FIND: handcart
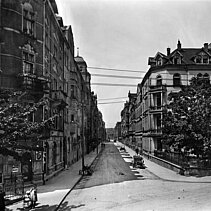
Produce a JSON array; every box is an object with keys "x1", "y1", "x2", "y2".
[{"x1": 132, "y1": 155, "x2": 145, "y2": 169}]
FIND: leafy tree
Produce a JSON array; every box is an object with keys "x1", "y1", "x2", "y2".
[
  {"x1": 0, "y1": 90, "x2": 55, "y2": 159},
  {"x1": 162, "y1": 77, "x2": 211, "y2": 157}
]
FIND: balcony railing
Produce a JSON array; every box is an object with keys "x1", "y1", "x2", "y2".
[
  {"x1": 18, "y1": 73, "x2": 50, "y2": 93},
  {"x1": 149, "y1": 105, "x2": 163, "y2": 111},
  {"x1": 51, "y1": 90, "x2": 67, "y2": 103},
  {"x1": 149, "y1": 84, "x2": 167, "y2": 92},
  {"x1": 149, "y1": 128, "x2": 162, "y2": 135}
]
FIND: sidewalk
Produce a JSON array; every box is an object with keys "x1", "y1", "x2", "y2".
[
  {"x1": 7, "y1": 146, "x2": 101, "y2": 210},
  {"x1": 121, "y1": 142, "x2": 211, "y2": 183}
]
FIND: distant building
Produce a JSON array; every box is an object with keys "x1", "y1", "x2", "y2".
[
  {"x1": 106, "y1": 128, "x2": 115, "y2": 141},
  {"x1": 114, "y1": 122, "x2": 121, "y2": 141}
]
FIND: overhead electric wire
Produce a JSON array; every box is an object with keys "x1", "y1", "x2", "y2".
[
  {"x1": 98, "y1": 96, "x2": 127, "y2": 101},
  {"x1": 88, "y1": 66, "x2": 145, "y2": 73},
  {"x1": 91, "y1": 83, "x2": 137, "y2": 87},
  {"x1": 91, "y1": 73, "x2": 141, "y2": 79},
  {"x1": 98, "y1": 101, "x2": 126, "y2": 105}
]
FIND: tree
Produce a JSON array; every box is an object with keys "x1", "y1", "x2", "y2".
[
  {"x1": 0, "y1": 90, "x2": 55, "y2": 159},
  {"x1": 162, "y1": 77, "x2": 211, "y2": 157}
]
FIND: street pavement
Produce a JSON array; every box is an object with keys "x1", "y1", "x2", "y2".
[
  {"x1": 117, "y1": 142, "x2": 211, "y2": 183},
  {"x1": 7, "y1": 142, "x2": 211, "y2": 210},
  {"x1": 7, "y1": 146, "x2": 101, "y2": 211}
]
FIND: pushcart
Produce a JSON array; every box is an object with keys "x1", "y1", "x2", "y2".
[{"x1": 132, "y1": 155, "x2": 145, "y2": 168}]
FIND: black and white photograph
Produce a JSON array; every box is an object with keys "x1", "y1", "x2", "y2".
[{"x1": 1, "y1": 0, "x2": 211, "y2": 210}]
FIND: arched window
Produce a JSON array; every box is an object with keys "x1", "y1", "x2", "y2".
[
  {"x1": 197, "y1": 73, "x2": 203, "y2": 79},
  {"x1": 195, "y1": 56, "x2": 201, "y2": 64},
  {"x1": 156, "y1": 75, "x2": 162, "y2": 86},
  {"x1": 173, "y1": 73, "x2": 181, "y2": 86},
  {"x1": 203, "y1": 73, "x2": 210, "y2": 83},
  {"x1": 22, "y1": 2, "x2": 36, "y2": 36}
]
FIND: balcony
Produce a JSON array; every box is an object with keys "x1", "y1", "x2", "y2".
[
  {"x1": 149, "y1": 128, "x2": 162, "y2": 136},
  {"x1": 149, "y1": 105, "x2": 163, "y2": 113},
  {"x1": 51, "y1": 90, "x2": 67, "y2": 108},
  {"x1": 70, "y1": 122, "x2": 77, "y2": 135},
  {"x1": 149, "y1": 84, "x2": 167, "y2": 93},
  {"x1": 18, "y1": 73, "x2": 50, "y2": 93}
]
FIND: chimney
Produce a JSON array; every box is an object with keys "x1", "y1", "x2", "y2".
[
  {"x1": 167, "y1": 47, "x2": 171, "y2": 56},
  {"x1": 177, "y1": 40, "x2": 181, "y2": 50},
  {"x1": 204, "y1": 43, "x2": 208, "y2": 51}
]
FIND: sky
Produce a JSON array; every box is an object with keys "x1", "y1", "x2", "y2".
[{"x1": 56, "y1": 0, "x2": 211, "y2": 128}]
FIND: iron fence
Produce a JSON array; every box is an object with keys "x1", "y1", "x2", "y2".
[{"x1": 154, "y1": 150, "x2": 211, "y2": 168}]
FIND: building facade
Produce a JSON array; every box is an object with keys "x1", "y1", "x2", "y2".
[
  {"x1": 119, "y1": 41, "x2": 211, "y2": 155},
  {"x1": 0, "y1": 0, "x2": 105, "y2": 193},
  {"x1": 141, "y1": 41, "x2": 211, "y2": 154}
]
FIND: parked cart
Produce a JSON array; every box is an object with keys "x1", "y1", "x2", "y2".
[{"x1": 132, "y1": 155, "x2": 145, "y2": 169}]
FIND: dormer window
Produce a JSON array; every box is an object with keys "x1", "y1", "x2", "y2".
[
  {"x1": 173, "y1": 56, "x2": 181, "y2": 64},
  {"x1": 195, "y1": 52, "x2": 210, "y2": 64},
  {"x1": 157, "y1": 58, "x2": 162, "y2": 66},
  {"x1": 203, "y1": 56, "x2": 208, "y2": 64}
]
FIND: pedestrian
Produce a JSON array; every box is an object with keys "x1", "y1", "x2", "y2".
[
  {"x1": 135, "y1": 148, "x2": 139, "y2": 155},
  {"x1": 0, "y1": 189, "x2": 5, "y2": 211},
  {"x1": 30, "y1": 185, "x2": 37, "y2": 208}
]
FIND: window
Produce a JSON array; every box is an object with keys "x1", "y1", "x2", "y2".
[
  {"x1": 157, "y1": 58, "x2": 162, "y2": 66},
  {"x1": 22, "y1": 3, "x2": 35, "y2": 36},
  {"x1": 173, "y1": 56, "x2": 181, "y2": 64},
  {"x1": 70, "y1": 85, "x2": 75, "y2": 98},
  {"x1": 197, "y1": 73, "x2": 203, "y2": 79},
  {"x1": 156, "y1": 75, "x2": 162, "y2": 86},
  {"x1": 45, "y1": 18, "x2": 50, "y2": 49},
  {"x1": 156, "y1": 93, "x2": 162, "y2": 108},
  {"x1": 195, "y1": 54, "x2": 210, "y2": 64},
  {"x1": 173, "y1": 73, "x2": 181, "y2": 86},
  {"x1": 203, "y1": 73, "x2": 210, "y2": 83},
  {"x1": 23, "y1": 52, "x2": 34, "y2": 74}
]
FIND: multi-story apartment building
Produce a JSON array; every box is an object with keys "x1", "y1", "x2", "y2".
[
  {"x1": 120, "y1": 101, "x2": 129, "y2": 144},
  {"x1": 114, "y1": 121, "x2": 121, "y2": 141},
  {"x1": 0, "y1": 0, "x2": 105, "y2": 193},
  {"x1": 134, "y1": 84, "x2": 142, "y2": 151},
  {"x1": 140, "y1": 41, "x2": 211, "y2": 154},
  {"x1": 127, "y1": 91, "x2": 136, "y2": 148}
]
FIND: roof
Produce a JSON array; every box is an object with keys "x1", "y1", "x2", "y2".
[{"x1": 74, "y1": 56, "x2": 87, "y2": 66}]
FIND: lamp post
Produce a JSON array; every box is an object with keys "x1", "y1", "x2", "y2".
[{"x1": 81, "y1": 83, "x2": 85, "y2": 175}]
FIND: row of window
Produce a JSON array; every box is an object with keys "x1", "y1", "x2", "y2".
[
  {"x1": 156, "y1": 55, "x2": 211, "y2": 66},
  {"x1": 155, "y1": 73, "x2": 210, "y2": 86}
]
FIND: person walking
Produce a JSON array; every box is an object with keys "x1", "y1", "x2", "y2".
[
  {"x1": 30, "y1": 185, "x2": 37, "y2": 208},
  {"x1": 0, "y1": 189, "x2": 5, "y2": 211},
  {"x1": 135, "y1": 147, "x2": 139, "y2": 155}
]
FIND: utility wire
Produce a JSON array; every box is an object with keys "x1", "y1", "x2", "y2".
[
  {"x1": 98, "y1": 101, "x2": 126, "y2": 105},
  {"x1": 98, "y1": 96, "x2": 127, "y2": 101},
  {"x1": 91, "y1": 74, "x2": 141, "y2": 79},
  {"x1": 91, "y1": 83, "x2": 137, "y2": 87},
  {"x1": 88, "y1": 66, "x2": 145, "y2": 73}
]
